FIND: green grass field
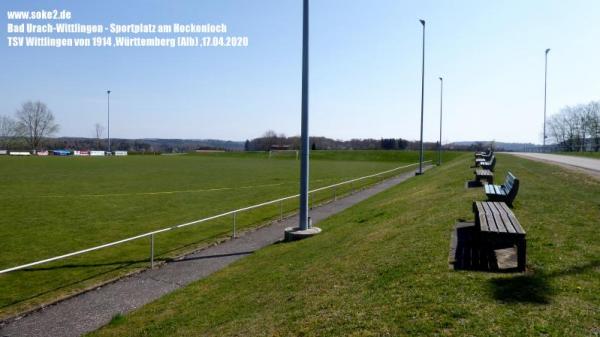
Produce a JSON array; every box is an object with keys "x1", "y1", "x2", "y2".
[
  {"x1": 0, "y1": 150, "x2": 459, "y2": 319},
  {"x1": 89, "y1": 154, "x2": 600, "y2": 337}
]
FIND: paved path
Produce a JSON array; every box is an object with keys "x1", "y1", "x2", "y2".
[
  {"x1": 0, "y1": 166, "x2": 430, "y2": 337},
  {"x1": 510, "y1": 153, "x2": 600, "y2": 179}
]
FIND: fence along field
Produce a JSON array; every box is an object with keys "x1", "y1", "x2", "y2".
[{"x1": 0, "y1": 151, "x2": 454, "y2": 319}]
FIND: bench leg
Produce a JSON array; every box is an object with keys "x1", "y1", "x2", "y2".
[
  {"x1": 516, "y1": 238, "x2": 526, "y2": 272},
  {"x1": 488, "y1": 246, "x2": 499, "y2": 271},
  {"x1": 478, "y1": 234, "x2": 497, "y2": 271}
]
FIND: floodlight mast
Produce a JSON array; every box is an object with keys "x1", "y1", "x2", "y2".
[
  {"x1": 543, "y1": 48, "x2": 550, "y2": 149},
  {"x1": 299, "y1": 0, "x2": 310, "y2": 230},
  {"x1": 438, "y1": 76, "x2": 443, "y2": 166},
  {"x1": 417, "y1": 19, "x2": 426, "y2": 175},
  {"x1": 107, "y1": 90, "x2": 111, "y2": 153}
]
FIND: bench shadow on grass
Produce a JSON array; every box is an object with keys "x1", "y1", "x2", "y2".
[
  {"x1": 488, "y1": 260, "x2": 600, "y2": 304},
  {"x1": 451, "y1": 222, "x2": 599, "y2": 304}
]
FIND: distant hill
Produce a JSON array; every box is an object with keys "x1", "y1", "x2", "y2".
[
  {"x1": 24, "y1": 137, "x2": 246, "y2": 153},
  {"x1": 447, "y1": 141, "x2": 539, "y2": 152},
  {"x1": 3, "y1": 135, "x2": 541, "y2": 153}
]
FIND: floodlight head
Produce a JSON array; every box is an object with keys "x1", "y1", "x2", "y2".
[
  {"x1": 107, "y1": 90, "x2": 111, "y2": 95},
  {"x1": 419, "y1": 19, "x2": 425, "y2": 26},
  {"x1": 545, "y1": 48, "x2": 551, "y2": 54},
  {"x1": 439, "y1": 76, "x2": 443, "y2": 81}
]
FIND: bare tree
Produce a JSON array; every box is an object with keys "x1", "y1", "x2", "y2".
[
  {"x1": 94, "y1": 123, "x2": 105, "y2": 149},
  {"x1": 547, "y1": 115, "x2": 566, "y2": 146},
  {"x1": 262, "y1": 130, "x2": 277, "y2": 138},
  {"x1": 15, "y1": 101, "x2": 59, "y2": 150},
  {"x1": 546, "y1": 100, "x2": 600, "y2": 152},
  {"x1": 261, "y1": 130, "x2": 279, "y2": 150},
  {"x1": 590, "y1": 101, "x2": 600, "y2": 151},
  {"x1": 582, "y1": 102, "x2": 599, "y2": 151},
  {"x1": 0, "y1": 115, "x2": 17, "y2": 149}
]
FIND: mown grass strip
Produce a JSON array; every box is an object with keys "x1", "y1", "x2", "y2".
[{"x1": 90, "y1": 154, "x2": 599, "y2": 337}]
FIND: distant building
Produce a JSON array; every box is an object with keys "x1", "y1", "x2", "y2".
[{"x1": 270, "y1": 145, "x2": 291, "y2": 151}]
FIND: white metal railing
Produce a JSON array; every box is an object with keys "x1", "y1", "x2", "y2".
[{"x1": 0, "y1": 161, "x2": 429, "y2": 274}]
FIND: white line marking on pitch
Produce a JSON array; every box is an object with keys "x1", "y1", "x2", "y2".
[
  {"x1": 11, "y1": 172, "x2": 385, "y2": 199},
  {"x1": 37, "y1": 182, "x2": 286, "y2": 198}
]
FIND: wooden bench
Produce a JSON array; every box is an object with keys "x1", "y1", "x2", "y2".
[
  {"x1": 474, "y1": 152, "x2": 493, "y2": 166},
  {"x1": 475, "y1": 151, "x2": 493, "y2": 159},
  {"x1": 480, "y1": 155, "x2": 496, "y2": 171},
  {"x1": 474, "y1": 168, "x2": 494, "y2": 184},
  {"x1": 473, "y1": 201, "x2": 526, "y2": 271},
  {"x1": 484, "y1": 172, "x2": 519, "y2": 206}
]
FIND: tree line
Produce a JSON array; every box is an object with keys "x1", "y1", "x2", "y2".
[
  {"x1": 547, "y1": 100, "x2": 600, "y2": 151},
  {"x1": 1, "y1": 101, "x2": 60, "y2": 150},
  {"x1": 1, "y1": 100, "x2": 240, "y2": 153},
  {"x1": 2, "y1": 103, "x2": 443, "y2": 153},
  {"x1": 244, "y1": 130, "x2": 439, "y2": 151}
]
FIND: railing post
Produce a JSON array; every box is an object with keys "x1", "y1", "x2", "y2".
[
  {"x1": 232, "y1": 212, "x2": 237, "y2": 238},
  {"x1": 150, "y1": 234, "x2": 154, "y2": 269}
]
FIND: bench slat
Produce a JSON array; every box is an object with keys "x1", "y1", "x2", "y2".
[
  {"x1": 474, "y1": 201, "x2": 525, "y2": 235},
  {"x1": 497, "y1": 203, "x2": 525, "y2": 234},
  {"x1": 475, "y1": 169, "x2": 493, "y2": 176},
  {"x1": 507, "y1": 214, "x2": 524, "y2": 234},
  {"x1": 496, "y1": 213, "x2": 508, "y2": 232},
  {"x1": 486, "y1": 213, "x2": 498, "y2": 232},
  {"x1": 497, "y1": 201, "x2": 514, "y2": 215},
  {"x1": 488, "y1": 203, "x2": 509, "y2": 233},
  {"x1": 479, "y1": 213, "x2": 489, "y2": 231},
  {"x1": 481, "y1": 201, "x2": 494, "y2": 213},
  {"x1": 497, "y1": 209, "x2": 516, "y2": 234}
]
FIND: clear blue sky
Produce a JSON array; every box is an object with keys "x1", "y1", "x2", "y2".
[{"x1": 1, "y1": 0, "x2": 599, "y2": 144}]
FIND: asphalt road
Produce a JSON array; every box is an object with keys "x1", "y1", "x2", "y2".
[
  {"x1": 0, "y1": 166, "x2": 431, "y2": 337},
  {"x1": 510, "y1": 153, "x2": 600, "y2": 174}
]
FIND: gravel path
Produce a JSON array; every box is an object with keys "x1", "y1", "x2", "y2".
[
  {"x1": 510, "y1": 153, "x2": 600, "y2": 179},
  {"x1": 0, "y1": 166, "x2": 430, "y2": 337}
]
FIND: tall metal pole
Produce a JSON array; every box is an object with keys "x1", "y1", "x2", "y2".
[
  {"x1": 298, "y1": 0, "x2": 310, "y2": 230},
  {"x1": 107, "y1": 90, "x2": 111, "y2": 153},
  {"x1": 417, "y1": 19, "x2": 425, "y2": 175},
  {"x1": 543, "y1": 48, "x2": 550, "y2": 150},
  {"x1": 438, "y1": 76, "x2": 443, "y2": 166}
]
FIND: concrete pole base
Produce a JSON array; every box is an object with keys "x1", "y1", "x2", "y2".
[
  {"x1": 284, "y1": 226, "x2": 322, "y2": 242},
  {"x1": 415, "y1": 171, "x2": 424, "y2": 176}
]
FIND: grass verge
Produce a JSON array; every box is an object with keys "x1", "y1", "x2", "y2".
[{"x1": 90, "y1": 154, "x2": 599, "y2": 337}]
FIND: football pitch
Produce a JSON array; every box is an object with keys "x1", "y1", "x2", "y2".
[{"x1": 0, "y1": 150, "x2": 456, "y2": 319}]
